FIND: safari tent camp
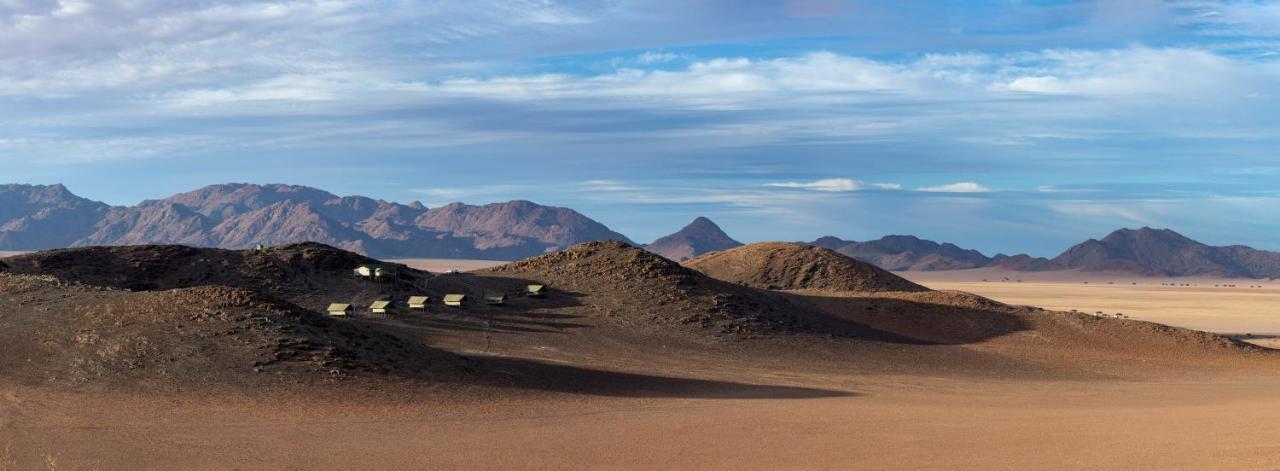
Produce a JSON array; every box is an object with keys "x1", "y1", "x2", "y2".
[
  {"x1": 526, "y1": 284, "x2": 546, "y2": 297},
  {"x1": 483, "y1": 292, "x2": 507, "y2": 305},
  {"x1": 327, "y1": 303, "x2": 352, "y2": 316},
  {"x1": 407, "y1": 296, "x2": 430, "y2": 310},
  {"x1": 443, "y1": 294, "x2": 467, "y2": 308},
  {"x1": 370, "y1": 300, "x2": 392, "y2": 314}
]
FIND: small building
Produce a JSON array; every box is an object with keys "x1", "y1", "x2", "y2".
[
  {"x1": 353, "y1": 264, "x2": 398, "y2": 282},
  {"x1": 407, "y1": 296, "x2": 430, "y2": 310},
  {"x1": 483, "y1": 292, "x2": 507, "y2": 306},
  {"x1": 327, "y1": 303, "x2": 353, "y2": 316},
  {"x1": 526, "y1": 284, "x2": 546, "y2": 297},
  {"x1": 370, "y1": 300, "x2": 392, "y2": 314},
  {"x1": 443, "y1": 294, "x2": 467, "y2": 308}
]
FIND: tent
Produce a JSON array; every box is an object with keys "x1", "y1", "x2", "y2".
[
  {"x1": 526, "y1": 284, "x2": 546, "y2": 297},
  {"x1": 443, "y1": 294, "x2": 467, "y2": 307},
  {"x1": 407, "y1": 296, "x2": 430, "y2": 310}
]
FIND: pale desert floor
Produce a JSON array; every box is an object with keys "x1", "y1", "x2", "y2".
[
  {"x1": 902, "y1": 270, "x2": 1280, "y2": 349},
  {"x1": 390, "y1": 258, "x2": 505, "y2": 272}
]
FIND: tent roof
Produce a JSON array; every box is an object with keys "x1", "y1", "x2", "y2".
[
  {"x1": 370, "y1": 300, "x2": 392, "y2": 309},
  {"x1": 327, "y1": 303, "x2": 351, "y2": 310}
]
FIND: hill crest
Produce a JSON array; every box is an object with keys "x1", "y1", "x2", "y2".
[{"x1": 683, "y1": 242, "x2": 928, "y2": 292}]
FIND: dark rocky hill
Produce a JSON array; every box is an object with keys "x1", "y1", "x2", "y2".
[{"x1": 683, "y1": 242, "x2": 928, "y2": 292}]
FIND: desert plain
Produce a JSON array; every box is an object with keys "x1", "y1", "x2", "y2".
[
  {"x1": 903, "y1": 269, "x2": 1280, "y2": 350},
  {"x1": 1, "y1": 245, "x2": 1278, "y2": 470}
]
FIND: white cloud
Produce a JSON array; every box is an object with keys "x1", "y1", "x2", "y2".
[
  {"x1": 916, "y1": 182, "x2": 992, "y2": 193},
  {"x1": 435, "y1": 51, "x2": 920, "y2": 110},
  {"x1": 1049, "y1": 201, "x2": 1168, "y2": 226},
  {"x1": 766, "y1": 178, "x2": 860, "y2": 192},
  {"x1": 765, "y1": 178, "x2": 907, "y2": 192},
  {"x1": 993, "y1": 47, "x2": 1249, "y2": 97},
  {"x1": 1036, "y1": 186, "x2": 1104, "y2": 193},
  {"x1": 579, "y1": 180, "x2": 635, "y2": 192}
]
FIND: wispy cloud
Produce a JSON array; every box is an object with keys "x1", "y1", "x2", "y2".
[
  {"x1": 916, "y1": 182, "x2": 992, "y2": 193},
  {"x1": 765, "y1": 178, "x2": 901, "y2": 192},
  {"x1": 1176, "y1": 1, "x2": 1280, "y2": 37}
]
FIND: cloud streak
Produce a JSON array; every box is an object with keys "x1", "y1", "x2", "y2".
[{"x1": 916, "y1": 182, "x2": 993, "y2": 193}]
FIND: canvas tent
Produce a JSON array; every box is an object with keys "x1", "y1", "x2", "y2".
[
  {"x1": 526, "y1": 284, "x2": 546, "y2": 297},
  {"x1": 327, "y1": 303, "x2": 352, "y2": 316},
  {"x1": 370, "y1": 300, "x2": 392, "y2": 314},
  {"x1": 443, "y1": 294, "x2": 467, "y2": 307},
  {"x1": 407, "y1": 296, "x2": 430, "y2": 310}
]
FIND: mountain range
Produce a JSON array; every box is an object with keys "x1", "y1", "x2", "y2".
[
  {"x1": 808, "y1": 228, "x2": 1280, "y2": 279},
  {"x1": 0, "y1": 183, "x2": 630, "y2": 259},
  {"x1": 3, "y1": 183, "x2": 1280, "y2": 278},
  {"x1": 1027, "y1": 227, "x2": 1280, "y2": 278},
  {"x1": 810, "y1": 235, "x2": 994, "y2": 271}
]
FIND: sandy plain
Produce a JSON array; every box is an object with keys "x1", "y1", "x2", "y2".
[
  {"x1": 391, "y1": 258, "x2": 506, "y2": 273},
  {"x1": 903, "y1": 270, "x2": 1280, "y2": 349}
]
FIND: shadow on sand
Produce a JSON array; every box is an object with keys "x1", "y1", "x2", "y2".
[
  {"x1": 470, "y1": 355, "x2": 855, "y2": 399},
  {"x1": 788, "y1": 292, "x2": 1034, "y2": 346}
]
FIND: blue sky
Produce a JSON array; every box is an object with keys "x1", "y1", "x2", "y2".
[{"x1": 2, "y1": 0, "x2": 1279, "y2": 256}]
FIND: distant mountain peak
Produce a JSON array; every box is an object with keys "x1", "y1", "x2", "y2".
[
  {"x1": 680, "y1": 216, "x2": 727, "y2": 234},
  {"x1": 1101, "y1": 227, "x2": 1200, "y2": 246},
  {"x1": 646, "y1": 216, "x2": 743, "y2": 261}
]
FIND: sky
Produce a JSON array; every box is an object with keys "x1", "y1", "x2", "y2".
[{"x1": 1, "y1": 0, "x2": 1279, "y2": 256}]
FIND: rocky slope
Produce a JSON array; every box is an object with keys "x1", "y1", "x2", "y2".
[
  {"x1": 683, "y1": 242, "x2": 928, "y2": 292},
  {"x1": 1, "y1": 242, "x2": 430, "y2": 312},
  {"x1": 0, "y1": 272, "x2": 469, "y2": 386},
  {"x1": 645, "y1": 217, "x2": 743, "y2": 261},
  {"x1": 481, "y1": 241, "x2": 893, "y2": 339}
]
